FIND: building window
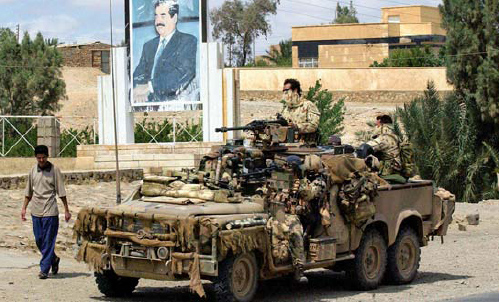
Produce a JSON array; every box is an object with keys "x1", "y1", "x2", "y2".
[
  {"x1": 388, "y1": 15, "x2": 400, "y2": 23},
  {"x1": 91, "y1": 50, "x2": 110, "y2": 73},
  {"x1": 298, "y1": 57, "x2": 318, "y2": 68}
]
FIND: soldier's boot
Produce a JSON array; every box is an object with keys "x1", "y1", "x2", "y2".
[{"x1": 293, "y1": 264, "x2": 308, "y2": 283}]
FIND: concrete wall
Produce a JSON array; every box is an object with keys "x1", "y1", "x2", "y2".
[
  {"x1": 292, "y1": 21, "x2": 444, "y2": 42},
  {"x1": 399, "y1": 23, "x2": 445, "y2": 36},
  {"x1": 77, "y1": 142, "x2": 219, "y2": 170},
  {"x1": 293, "y1": 23, "x2": 390, "y2": 41},
  {"x1": 237, "y1": 67, "x2": 452, "y2": 92},
  {"x1": 420, "y1": 6, "x2": 443, "y2": 24},
  {"x1": 292, "y1": 46, "x2": 299, "y2": 68},
  {"x1": 318, "y1": 44, "x2": 389, "y2": 68},
  {"x1": 381, "y1": 6, "x2": 442, "y2": 24},
  {"x1": 0, "y1": 157, "x2": 95, "y2": 176},
  {"x1": 0, "y1": 143, "x2": 220, "y2": 176},
  {"x1": 382, "y1": 6, "x2": 425, "y2": 23}
]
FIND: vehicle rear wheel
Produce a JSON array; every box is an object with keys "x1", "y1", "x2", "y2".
[
  {"x1": 214, "y1": 252, "x2": 259, "y2": 302},
  {"x1": 386, "y1": 226, "x2": 420, "y2": 284},
  {"x1": 95, "y1": 270, "x2": 139, "y2": 297},
  {"x1": 347, "y1": 228, "x2": 387, "y2": 290}
]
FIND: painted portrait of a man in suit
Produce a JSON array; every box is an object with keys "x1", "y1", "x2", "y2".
[{"x1": 132, "y1": 0, "x2": 198, "y2": 104}]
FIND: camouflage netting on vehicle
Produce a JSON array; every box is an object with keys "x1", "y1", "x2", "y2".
[
  {"x1": 200, "y1": 217, "x2": 267, "y2": 258},
  {"x1": 76, "y1": 241, "x2": 107, "y2": 272},
  {"x1": 218, "y1": 226, "x2": 267, "y2": 259},
  {"x1": 73, "y1": 207, "x2": 108, "y2": 239},
  {"x1": 73, "y1": 208, "x2": 205, "y2": 296}
]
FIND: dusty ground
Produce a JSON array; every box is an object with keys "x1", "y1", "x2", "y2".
[{"x1": 0, "y1": 182, "x2": 498, "y2": 302}]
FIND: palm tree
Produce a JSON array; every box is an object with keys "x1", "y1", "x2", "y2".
[{"x1": 263, "y1": 39, "x2": 292, "y2": 66}]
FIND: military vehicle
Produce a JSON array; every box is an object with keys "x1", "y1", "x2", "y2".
[{"x1": 74, "y1": 120, "x2": 455, "y2": 302}]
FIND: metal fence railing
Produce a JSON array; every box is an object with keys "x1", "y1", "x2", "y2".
[
  {"x1": 0, "y1": 115, "x2": 202, "y2": 157},
  {"x1": 0, "y1": 116, "x2": 98, "y2": 157}
]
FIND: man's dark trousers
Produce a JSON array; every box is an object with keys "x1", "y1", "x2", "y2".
[{"x1": 32, "y1": 216, "x2": 59, "y2": 274}]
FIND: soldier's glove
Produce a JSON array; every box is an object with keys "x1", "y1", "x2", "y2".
[{"x1": 356, "y1": 143, "x2": 374, "y2": 159}]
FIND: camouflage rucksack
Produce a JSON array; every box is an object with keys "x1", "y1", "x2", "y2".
[{"x1": 398, "y1": 140, "x2": 416, "y2": 178}]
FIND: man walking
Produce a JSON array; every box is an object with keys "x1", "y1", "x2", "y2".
[{"x1": 21, "y1": 145, "x2": 71, "y2": 279}]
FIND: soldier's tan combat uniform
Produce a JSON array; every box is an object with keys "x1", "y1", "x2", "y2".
[
  {"x1": 366, "y1": 125, "x2": 402, "y2": 176},
  {"x1": 267, "y1": 214, "x2": 305, "y2": 271},
  {"x1": 281, "y1": 90, "x2": 320, "y2": 134}
]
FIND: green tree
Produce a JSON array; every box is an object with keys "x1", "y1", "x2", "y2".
[
  {"x1": 371, "y1": 46, "x2": 445, "y2": 67},
  {"x1": 0, "y1": 29, "x2": 66, "y2": 115},
  {"x1": 263, "y1": 39, "x2": 292, "y2": 66},
  {"x1": 211, "y1": 0, "x2": 279, "y2": 67},
  {"x1": 395, "y1": 82, "x2": 499, "y2": 202},
  {"x1": 334, "y1": 1, "x2": 359, "y2": 24},
  {"x1": 440, "y1": 0, "x2": 499, "y2": 124},
  {"x1": 305, "y1": 80, "x2": 345, "y2": 144}
]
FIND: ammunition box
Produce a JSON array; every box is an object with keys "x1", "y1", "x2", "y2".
[{"x1": 309, "y1": 237, "x2": 336, "y2": 262}]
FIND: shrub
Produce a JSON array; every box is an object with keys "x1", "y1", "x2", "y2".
[
  {"x1": 305, "y1": 80, "x2": 345, "y2": 144},
  {"x1": 371, "y1": 46, "x2": 444, "y2": 67},
  {"x1": 134, "y1": 118, "x2": 202, "y2": 143},
  {"x1": 395, "y1": 81, "x2": 499, "y2": 202},
  {"x1": 0, "y1": 118, "x2": 37, "y2": 157},
  {"x1": 59, "y1": 126, "x2": 98, "y2": 157}
]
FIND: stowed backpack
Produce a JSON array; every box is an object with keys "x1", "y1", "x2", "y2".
[
  {"x1": 398, "y1": 139, "x2": 416, "y2": 178},
  {"x1": 384, "y1": 132, "x2": 416, "y2": 178}
]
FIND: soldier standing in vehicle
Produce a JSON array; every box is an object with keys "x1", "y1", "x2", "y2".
[
  {"x1": 281, "y1": 79, "x2": 320, "y2": 142},
  {"x1": 357, "y1": 115, "x2": 406, "y2": 182},
  {"x1": 21, "y1": 145, "x2": 71, "y2": 279}
]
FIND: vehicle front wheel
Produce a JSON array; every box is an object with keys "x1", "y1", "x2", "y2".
[
  {"x1": 214, "y1": 252, "x2": 259, "y2": 302},
  {"x1": 95, "y1": 270, "x2": 139, "y2": 297},
  {"x1": 347, "y1": 228, "x2": 387, "y2": 290},
  {"x1": 386, "y1": 226, "x2": 420, "y2": 284}
]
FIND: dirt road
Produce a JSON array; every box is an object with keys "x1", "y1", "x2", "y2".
[{"x1": 1, "y1": 182, "x2": 498, "y2": 301}]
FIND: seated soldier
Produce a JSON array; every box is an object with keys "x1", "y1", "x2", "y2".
[
  {"x1": 357, "y1": 114, "x2": 406, "y2": 183},
  {"x1": 281, "y1": 79, "x2": 320, "y2": 143}
]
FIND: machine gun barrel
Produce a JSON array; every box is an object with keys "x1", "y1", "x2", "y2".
[
  {"x1": 215, "y1": 125, "x2": 255, "y2": 133},
  {"x1": 215, "y1": 118, "x2": 288, "y2": 133}
]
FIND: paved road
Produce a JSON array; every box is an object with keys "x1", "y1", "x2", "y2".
[
  {"x1": 444, "y1": 292, "x2": 499, "y2": 302},
  {"x1": 0, "y1": 248, "x2": 494, "y2": 302}
]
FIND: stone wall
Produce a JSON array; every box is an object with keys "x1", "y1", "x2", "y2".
[
  {"x1": 58, "y1": 43, "x2": 110, "y2": 68},
  {"x1": 0, "y1": 169, "x2": 143, "y2": 190}
]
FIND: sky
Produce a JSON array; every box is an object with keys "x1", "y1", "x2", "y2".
[{"x1": 0, "y1": 0, "x2": 442, "y2": 55}]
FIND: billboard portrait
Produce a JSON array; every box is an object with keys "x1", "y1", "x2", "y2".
[{"x1": 130, "y1": 0, "x2": 201, "y2": 111}]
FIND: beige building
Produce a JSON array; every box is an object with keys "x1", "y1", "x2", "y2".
[{"x1": 291, "y1": 5, "x2": 445, "y2": 68}]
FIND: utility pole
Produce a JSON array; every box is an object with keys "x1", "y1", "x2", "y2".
[
  {"x1": 109, "y1": 0, "x2": 122, "y2": 204},
  {"x1": 15, "y1": 24, "x2": 19, "y2": 43}
]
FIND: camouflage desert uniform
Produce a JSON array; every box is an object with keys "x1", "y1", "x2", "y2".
[
  {"x1": 366, "y1": 125, "x2": 402, "y2": 176},
  {"x1": 267, "y1": 214, "x2": 305, "y2": 270},
  {"x1": 282, "y1": 98, "x2": 320, "y2": 134}
]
